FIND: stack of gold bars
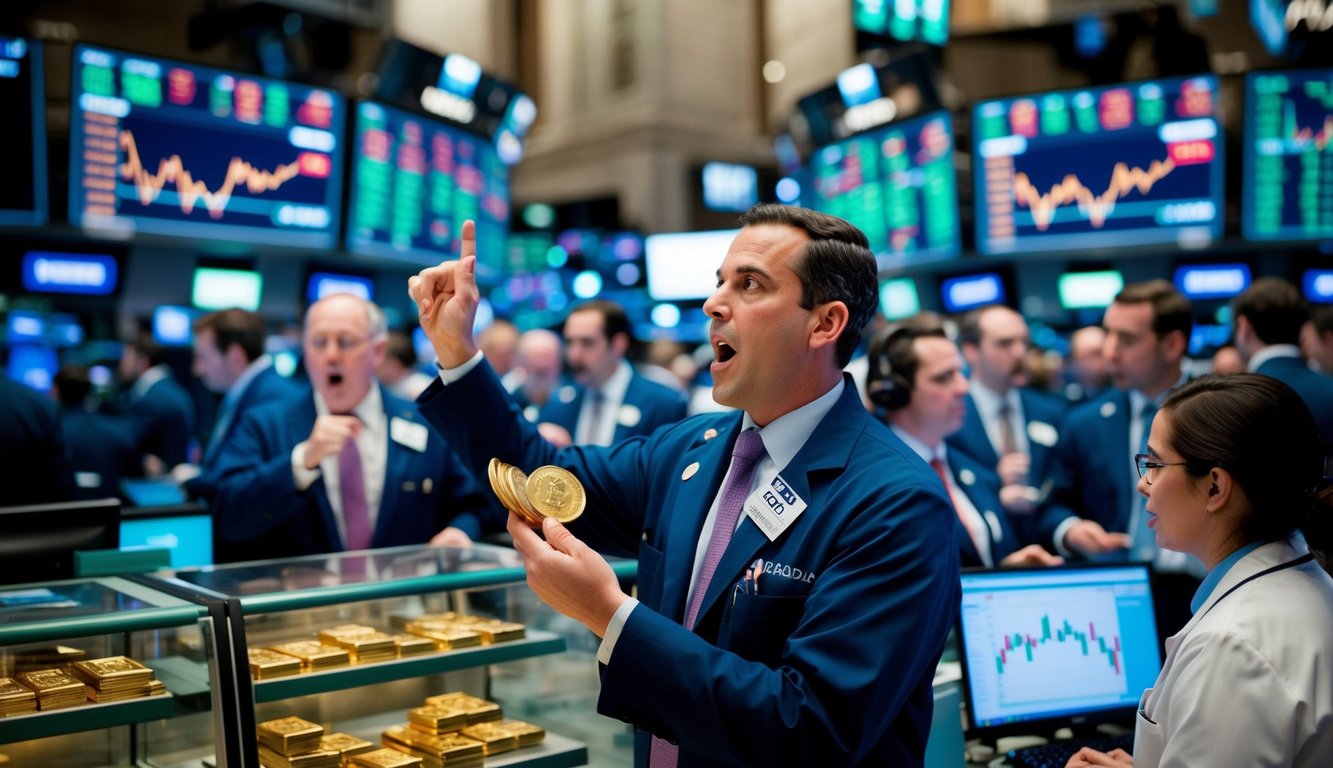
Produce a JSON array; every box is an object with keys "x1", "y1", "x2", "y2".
[
  {"x1": 248, "y1": 649, "x2": 303, "y2": 679},
  {"x1": 486, "y1": 459, "x2": 585, "y2": 524},
  {"x1": 376, "y1": 691, "x2": 545, "y2": 766},
  {"x1": 383, "y1": 724, "x2": 483, "y2": 768},
  {"x1": 317, "y1": 625, "x2": 398, "y2": 664},
  {"x1": 13, "y1": 669, "x2": 87, "y2": 710},
  {"x1": 348, "y1": 747, "x2": 422, "y2": 768},
  {"x1": 70, "y1": 656, "x2": 164, "y2": 702},
  {"x1": 0, "y1": 678, "x2": 37, "y2": 716},
  {"x1": 266, "y1": 641, "x2": 351, "y2": 672},
  {"x1": 390, "y1": 634, "x2": 437, "y2": 657},
  {"x1": 400, "y1": 619, "x2": 481, "y2": 651},
  {"x1": 319, "y1": 732, "x2": 374, "y2": 762},
  {"x1": 256, "y1": 716, "x2": 339, "y2": 768}
]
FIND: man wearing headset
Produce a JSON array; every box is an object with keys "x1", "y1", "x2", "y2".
[{"x1": 867, "y1": 320, "x2": 1062, "y2": 568}]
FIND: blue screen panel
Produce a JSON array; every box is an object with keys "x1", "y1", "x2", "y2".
[
  {"x1": 120, "y1": 511, "x2": 212, "y2": 568},
  {"x1": 1173, "y1": 263, "x2": 1252, "y2": 300},
  {"x1": 68, "y1": 44, "x2": 344, "y2": 248},
  {"x1": 0, "y1": 36, "x2": 47, "y2": 225},
  {"x1": 1243, "y1": 69, "x2": 1333, "y2": 242},
  {"x1": 22, "y1": 251, "x2": 119, "y2": 295},
  {"x1": 805, "y1": 110, "x2": 960, "y2": 269},
  {"x1": 974, "y1": 76, "x2": 1224, "y2": 255},
  {"x1": 853, "y1": 0, "x2": 951, "y2": 46},
  {"x1": 6, "y1": 344, "x2": 57, "y2": 392},
  {"x1": 346, "y1": 100, "x2": 510, "y2": 277},
  {"x1": 307, "y1": 271, "x2": 374, "y2": 303},
  {"x1": 941, "y1": 272, "x2": 1006, "y2": 313}
]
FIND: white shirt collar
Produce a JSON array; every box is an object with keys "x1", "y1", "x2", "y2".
[
  {"x1": 130, "y1": 364, "x2": 172, "y2": 401},
  {"x1": 596, "y1": 359, "x2": 633, "y2": 406},
  {"x1": 968, "y1": 379, "x2": 1018, "y2": 420},
  {"x1": 889, "y1": 424, "x2": 943, "y2": 465},
  {"x1": 740, "y1": 378, "x2": 844, "y2": 472},
  {"x1": 1247, "y1": 344, "x2": 1302, "y2": 372}
]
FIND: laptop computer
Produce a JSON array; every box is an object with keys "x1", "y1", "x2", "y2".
[{"x1": 957, "y1": 564, "x2": 1162, "y2": 750}]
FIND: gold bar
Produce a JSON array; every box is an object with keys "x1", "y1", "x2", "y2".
[
  {"x1": 248, "y1": 649, "x2": 302, "y2": 679},
  {"x1": 256, "y1": 715, "x2": 324, "y2": 755},
  {"x1": 70, "y1": 656, "x2": 153, "y2": 691},
  {"x1": 407, "y1": 705, "x2": 468, "y2": 734},
  {"x1": 422, "y1": 693, "x2": 501, "y2": 724},
  {"x1": 319, "y1": 732, "x2": 374, "y2": 758},
  {"x1": 459, "y1": 723, "x2": 518, "y2": 755},
  {"x1": 348, "y1": 747, "x2": 423, "y2": 768},
  {"x1": 266, "y1": 642, "x2": 350, "y2": 669}
]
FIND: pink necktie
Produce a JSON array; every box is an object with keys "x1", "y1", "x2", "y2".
[
  {"x1": 931, "y1": 457, "x2": 987, "y2": 564},
  {"x1": 650, "y1": 428, "x2": 765, "y2": 767},
  {"x1": 339, "y1": 434, "x2": 373, "y2": 551}
]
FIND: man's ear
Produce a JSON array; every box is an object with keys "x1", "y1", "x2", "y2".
[{"x1": 810, "y1": 300, "x2": 849, "y2": 353}]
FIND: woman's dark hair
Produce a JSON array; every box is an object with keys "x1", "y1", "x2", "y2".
[{"x1": 1161, "y1": 374, "x2": 1330, "y2": 561}]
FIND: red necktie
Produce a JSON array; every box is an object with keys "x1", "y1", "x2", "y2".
[{"x1": 931, "y1": 457, "x2": 986, "y2": 562}]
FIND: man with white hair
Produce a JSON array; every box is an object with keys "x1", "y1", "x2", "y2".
[{"x1": 212, "y1": 293, "x2": 494, "y2": 560}]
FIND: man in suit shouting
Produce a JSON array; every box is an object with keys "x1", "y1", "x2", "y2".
[
  {"x1": 410, "y1": 205, "x2": 959, "y2": 766},
  {"x1": 211, "y1": 293, "x2": 494, "y2": 561}
]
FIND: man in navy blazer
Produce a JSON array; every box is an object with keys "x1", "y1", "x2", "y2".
[
  {"x1": 868, "y1": 322, "x2": 1061, "y2": 568},
  {"x1": 118, "y1": 331, "x2": 196, "y2": 471},
  {"x1": 1233, "y1": 277, "x2": 1333, "y2": 462},
  {"x1": 410, "y1": 206, "x2": 959, "y2": 766},
  {"x1": 948, "y1": 305, "x2": 1066, "y2": 545},
  {"x1": 179, "y1": 308, "x2": 300, "y2": 501},
  {"x1": 538, "y1": 300, "x2": 687, "y2": 446},
  {"x1": 212, "y1": 294, "x2": 494, "y2": 562}
]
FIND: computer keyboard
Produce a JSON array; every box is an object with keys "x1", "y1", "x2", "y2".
[{"x1": 1005, "y1": 734, "x2": 1134, "y2": 768}]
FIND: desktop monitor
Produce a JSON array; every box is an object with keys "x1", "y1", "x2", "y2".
[
  {"x1": 1173, "y1": 263, "x2": 1251, "y2": 301},
  {"x1": 21, "y1": 251, "x2": 119, "y2": 296},
  {"x1": 0, "y1": 36, "x2": 47, "y2": 226},
  {"x1": 345, "y1": 100, "x2": 511, "y2": 273},
  {"x1": 645, "y1": 229, "x2": 739, "y2": 302},
  {"x1": 68, "y1": 44, "x2": 345, "y2": 248},
  {"x1": 192, "y1": 266, "x2": 262, "y2": 311},
  {"x1": 119, "y1": 502, "x2": 212, "y2": 569},
  {"x1": 153, "y1": 305, "x2": 198, "y2": 347},
  {"x1": 0, "y1": 498, "x2": 120, "y2": 585},
  {"x1": 1058, "y1": 270, "x2": 1124, "y2": 311},
  {"x1": 879, "y1": 277, "x2": 922, "y2": 321},
  {"x1": 6, "y1": 343, "x2": 57, "y2": 392},
  {"x1": 1243, "y1": 68, "x2": 1333, "y2": 242},
  {"x1": 306, "y1": 270, "x2": 374, "y2": 303},
  {"x1": 701, "y1": 162, "x2": 759, "y2": 213},
  {"x1": 974, "y1": 75, "x2": 1224, "y2": 255},
  {"x1": 940, "y1": 272, "x2": 1008, "y2": 314},
  {"x1": 853, "y1": 0, "x2": 951, "y2": 46},
  {"x1": 805, "y1": 109, "x2": 960, "y2": 270},
  {"x1": 957, "y1": 564, "x2": 1162, "y2": 740},
  {"x1": 1304, "y1": 268, "x2": 1333, "y2": 304}
]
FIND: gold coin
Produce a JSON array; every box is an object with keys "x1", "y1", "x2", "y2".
[
  {"x1": 524, "y1": 466, "x2": 586, "y2": 523},
  {"x1": 506, "y1": 466, "x2": 543, "y2": 524}
]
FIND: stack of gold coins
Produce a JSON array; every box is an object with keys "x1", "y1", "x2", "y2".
[
  {"x1": 401, "y1": 621, "x2": 481, "y2": 651},
  {"x1": 317, "y1": 625, "x2": 397, "y2": 664},
  {"x1": 256, "y1": 716, "x2": 337, "y2": 768},
  {"x1": 390, "y1": 634, "x2": 436, "y2": 657},
  {"x1": 495, "y1": 720, "x2": 546, "y2": 749},
  {"x1": 15, "y1": 669, "x2": 87, "y2": 710},
  {"x1": 248, "y1": 649, "x2": 303, "y2": 679},
  {"x1": 423, "y1": 693, "x2": 501, "y2": 725},
  {"x1": 406, "y1": 705, "x2": 468, "y2": 735},
  {"x1": 0, "y1": 678, "x2": 37, "y2": 716},
  {"x1": 348, "y1": 747, "x2": 422, "y2": 768},
  {"x1": 267, "y1": 641, "x2": 350, "y2": 671},
  {"x1": 70, "y1": 656, "x2": 157, "y2": 702},
  {"x1": 457, "y1": 722, "x2": 518, "y2": 756},
  {"x1": 487, "y1": 459, "x2": 586, "y2": 524},
  {"x1": 318, "y1": 732, "x2": 374, "y2": 762}
]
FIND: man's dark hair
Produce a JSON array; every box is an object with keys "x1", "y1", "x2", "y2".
[
  {"x1": 568, "y1": 299, "x2": 633, "y2": 344},
  {"x1": 53, "y1": 365, "x2": 92, "y2": 408},
  {"x1": 127, "y1": 329, "x2": 165, "y2": 367},
  {"x1": 385, "y1": 329, "x2": 418, "y2": 368},
  {"x1": 1313, "y1": 305, "x2": 1333, "y2": 336},
  {"x1": 1114, "y1": 279, "x2": 1193, "y2": 341},
  {"x1": 956, "y1": 304, "x2": 1010, "y2": 348},
  {"x1": 737, "y1": 203, "x2": 877, "y2": 367},
  {"x1": 1232, "y1": 277, "x2": 1308, "y2": 347},
  {"x1": 194, "y1": 308, "x2": 266, "y2": 362}
]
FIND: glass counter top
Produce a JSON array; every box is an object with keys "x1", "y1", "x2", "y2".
[{"x1": 0, "y1": 577, "x2": 203, "y2": 644}]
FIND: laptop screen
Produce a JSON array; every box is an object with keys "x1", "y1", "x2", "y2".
[
  {"x1": 957, "y1": 564, "x2": 1162, "y2": 739},
  {"x1": 120, "y1": 505, "x2": 213, "y2": 569}
]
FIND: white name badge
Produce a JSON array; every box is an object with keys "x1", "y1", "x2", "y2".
[
  {"x1": 1027, "y1": 420, "x2": 1059, "y2": 447},
  {"x1": 390, "y1": 416, "x2": 429, "y2": 453},
  {"x1": 744, "y1": 473, "x2": 808, "y2": 542}
]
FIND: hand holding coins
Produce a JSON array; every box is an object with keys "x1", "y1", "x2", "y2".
[{"x1": 487, "y1": 459, "x2": 585, "y2": 524}]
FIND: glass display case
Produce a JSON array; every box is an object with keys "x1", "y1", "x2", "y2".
[
  {"x1": 0, "y1": 576, "x2": 221, "y2": 768},
  {"x1": 149, "y1": 543, "x2": 638, "y2": 768}
]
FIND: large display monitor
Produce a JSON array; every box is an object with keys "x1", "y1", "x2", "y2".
[
  {"x1": 806, "y1": 110, "x2": 960, "y2": 270},
  {"x1": 1243, "y1": 69, "x2": 1333, "y2": 242},
  {"x1": 974, "y1": 75, "x2": 1224, "y2": 255},
  {"x1": 645, "y1": 229, "x2": 738, "y2": 302},
  {"x1": 0, "y1": 36, "x2": 47, "y2": 226},
  {"x1": 346, "y1": 100, "x2": 510, "y2": 273},
  {"x1": 68, "y1": 44, "x2": 345, "y2": 247},
  {"x1": 853, "y1": 0, "x2": 951, "y2": 46}
]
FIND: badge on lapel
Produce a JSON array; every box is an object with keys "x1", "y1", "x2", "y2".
[
  {"x1": 1027, "y1": 420, "x2": 1059, "y2": 447},
  {"x1": 390, "y1": 417, "x2": 428, "y2": 452},
  {"x1": 617, "y1": 404, "x2": 642, "y2": 428},
  {"x1": 1100, "y1": 401, "x2": 1117, "y2": 418}
]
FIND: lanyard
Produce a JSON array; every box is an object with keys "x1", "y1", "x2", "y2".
[{"x1": 1198, "y1": 552, "x2": 1316, "y2": 621}]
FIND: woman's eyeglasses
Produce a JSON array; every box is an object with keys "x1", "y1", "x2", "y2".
[{"x1": 1134, "y1": 453, "x2": 1189, "y2": 485}]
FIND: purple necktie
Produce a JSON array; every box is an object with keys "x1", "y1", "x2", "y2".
[
  {"x1": 338, "y1": 433, "x2": 373, "y2": 551},
  {"x1": 650, "y1": 427, "x2": 765, "y2": 768}
]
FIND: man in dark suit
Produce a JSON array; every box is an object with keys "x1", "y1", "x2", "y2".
[
  {"x1": 0, "y1": 374, "x2": 75, "y2": 505},
  {"x1": 179, "y1": 308, "x2": 300, "y2": 501},
  {"x1": 118, "y1": 331, "x2": 196, "y2": 472},
  {"x1": 1233, "y1": 277, "x2": 1333, "y2": 464},
  {"x1": 949, "y1": 304, "x2": 1067, "y2": 545},
  {"x1": 869, "y1": 322, "x2": 1061, "y2": 568},
  {"x1": 1037, "y1": 280, "x2": 1198, "y2": 636},
  {"x1": 539, "y1": 300, "x2": 687, "y2": 446},
  {"x1": 410, "y1": 206, "x2": 959, "y2": 765},
  {"x1": 211, "y1": 294, "x2": 495, "y2": 561},
  {"x1": 52, "y1": 365, "x2": 137, "y2": 501}
]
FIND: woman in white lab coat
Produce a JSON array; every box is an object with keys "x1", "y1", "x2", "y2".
[{"x1": 1066, "y1": 374, "x2": 1333, "y2": 768}]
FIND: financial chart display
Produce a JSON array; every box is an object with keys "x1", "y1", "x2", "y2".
[
  {"x1": 806, "y1": 110, "x2": 959, "y2": 269},
  {"x1": 1244, "y1": 69, "x2": 1333, "y2": 241},
  {"x1": 68, "y1": 45, "x2": 344, "y2": 247},
  {"x1": 0, "y1": 36, "x2": 46, "y2": 225},
  {"x1": 346, "y1": 100, "x2": 510, "y2": 271},
  {"x1": 974, "y1": 76, "x2": 1223, "y2": 255},
  {"x1": 853, "y1": 0, "x2": 950, "y2": 46}
]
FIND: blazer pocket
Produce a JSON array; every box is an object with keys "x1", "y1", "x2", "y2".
[
  {"x1": 719, "y1": 593, "x2": 806, "y2": 662},
  {"x1": 635, "y1": 543, "x2": 664, "y2": 607}
]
